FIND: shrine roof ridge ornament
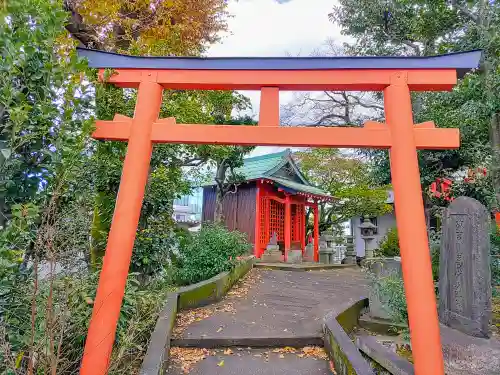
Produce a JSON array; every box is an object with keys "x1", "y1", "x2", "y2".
[{"x1": 77, "y1": 48, "x2": 482, "y2": 78}]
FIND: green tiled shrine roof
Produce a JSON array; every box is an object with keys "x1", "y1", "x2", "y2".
[
  {"x1": 265, "y1": 176, "x2": 328, "y2": 197},
  {"x1": 207, "y1": 149, "x2": 331, "y2": 199},
  {"x1": 234, "y1": 150, "x2": 290, "y2": 181}
]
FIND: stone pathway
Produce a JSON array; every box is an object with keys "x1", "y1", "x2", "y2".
[
  {"x1": 167, "y1": 347, "x2": 331, "y2": 375},
  {"x1": 441, "y1": 324, "x2": 500, "y2": 375},
  {"x1": 173, "y1": 268, "x2": 369, "y2": 344},
  {"x1": 167, "y1": 267, "x2": 369, "y2": 374}
]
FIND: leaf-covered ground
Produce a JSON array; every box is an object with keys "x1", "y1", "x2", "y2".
[
  {"x1": 172, "y1": 269, "x2": 262, "y2": 338},
  {"x1": 167, "y1": 346, "x2": 330, "y2": 374}
]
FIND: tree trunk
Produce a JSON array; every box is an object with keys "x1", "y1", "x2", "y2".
[
  {"x1": 214, "y1": 161, "x2": 228, "y2": 223},
  {"x1": 214, "y1": 189, "x2": 224, "y2": 223},
  {"x1": 0, "y1": 195, "x2": 6, "y2": 229},
  {"x1": 491, "y1": 113, "x2": 500, "y2": 210}
]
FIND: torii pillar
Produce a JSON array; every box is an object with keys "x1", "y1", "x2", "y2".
[{"x1": 79, "y1": 78, "x2": 163, "y2": 373}]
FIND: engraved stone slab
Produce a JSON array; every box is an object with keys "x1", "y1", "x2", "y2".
[
  {"x1": 438, "y1": 197, "x2": 492, "y2": 338},
  {"x1": 366, "y1": 258, "x2": 402, "y2": 320}
]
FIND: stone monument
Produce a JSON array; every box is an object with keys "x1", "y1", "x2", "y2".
[
  {"x1": 261, "y1": 232, "x2": 283, "y2": 263},
  {"x1": 366, "y1": 258, "x2": 402, "y2": 320},
  {"x1": 438, "y1": 196, "x2": 491, "y2": 338}
]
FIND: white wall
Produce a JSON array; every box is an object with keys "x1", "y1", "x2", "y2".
[{"x1": 351, "y1": 212, "x2": 396, "y2": 257}]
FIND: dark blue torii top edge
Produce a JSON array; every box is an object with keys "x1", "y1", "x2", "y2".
[{"x1": 77, "y1": 47, "x2": 482, "y2": 78}]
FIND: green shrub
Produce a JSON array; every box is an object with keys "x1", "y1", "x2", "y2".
[
  {"x1": 132, "y1": 223, "x2": 182, "y2": 279},
  {"x1": 428, "y1": 229, "x2": 441, "y2": 282},
  {"x1": 371, "y1": 273, "x2": 409, "y2": 339},
  {"x1": 0, "y1": 270, "x2": 169, "y2": 374},
  {"x1": 175, "y1": 224, "x2": 251, "y2": 286},
  {"x1": 376, "y1": 227, "x2": 400, "y2": 257}
]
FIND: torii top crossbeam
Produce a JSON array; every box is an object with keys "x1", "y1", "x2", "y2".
[{"x1": 77, "y1": 47, "x2": 481, "y2": 375}]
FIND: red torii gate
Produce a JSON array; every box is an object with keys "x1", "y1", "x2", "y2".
[{"x1": 77, "y1": 48, "x2": 481, "y2": 375}]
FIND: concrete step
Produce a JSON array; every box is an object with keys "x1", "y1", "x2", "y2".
[
  {"x1": 166, "y1": 347, "x2": 331, "y2": 375},
  {"x1": 171, "y1": 335, "x2": 323, "y2": 348}
]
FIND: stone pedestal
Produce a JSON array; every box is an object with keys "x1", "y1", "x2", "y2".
[
  {"x1": 344, "y1": 235, "x2": 356, "y2": 264},
  {"x1": 364, "y1": 243, "x2": 375, "y2": 259},
  {"x1": 261, "y1": 244, "x2": 283, "y2": 263},
  {"x1": 319, "y1": 248, "x2": 333, "y2": 264},
  {"x1": 303, "y1": 243, "x2": 314, "y2": 262},
  {"x1": 286, "y1": 249, "x2": 303, "y2": 263},
  {"x1": 366, "y1": 258, "x2": 402, "y2": 320}
]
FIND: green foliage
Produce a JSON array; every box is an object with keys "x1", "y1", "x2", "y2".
[
  {"x1": 371, "y1": 272, "x2": 410, "y2": 340},
  {"x1": 376, "y1": 227, "x2": 400, "y2": 257},
  {"x1": 429, "y1": 230, "x2": 441, "y2": 283},
  {"x1": 1, "y1": 0, "x2": 248, "y2": 373},
  {"x1": 448, "y1": 168, "x2": 496, "y2": 210},
  {"x1": 132, "y1": 224, "x2": 180, "y2": 280},
  {"x1": 0, "y1": 0, "x2": 93, "y2": 226},
  {"x1": 331, "y1": 0, "x2": 500, "y2": 210},
  {"x1": 297, "y1": 148, "x2": 392, "y2": 232},
  {"x1": 176, "y1": 224, "x2": 251, "y2": 286},
  {"x1": 0, "y1": 269, "x2": 168, "y2": 374}
]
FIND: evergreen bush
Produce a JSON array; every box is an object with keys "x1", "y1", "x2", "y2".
[{"x1": 176, "y1": 224, "x2": 251, "y2": 286}]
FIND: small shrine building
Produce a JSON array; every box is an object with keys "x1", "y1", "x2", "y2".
[{"x1": 201, "y1": 149, "x2": 333, "y2": 261}]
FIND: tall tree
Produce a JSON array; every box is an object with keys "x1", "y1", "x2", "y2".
[
  {"x1": 330, "y1": 0, "x2": 500, "y2": 210},
  {"x1": 282, "y1": 42, "x2": 384, "y2": 127},
  {"x1": 0, "y1": 0, "x2": 93, "y2": 227},
  {"x1": 64, "y1": 0, "x2": 228, "y2": 55},
  {"x1": 296, "y1": 148, "x2": 392, "y2": 234},
  {"x1": 63, "y1": 0, "x2": 250, "y2": 266},
  {"x1": 195, "y1": 116, "x2": 256, "y2": 223}
]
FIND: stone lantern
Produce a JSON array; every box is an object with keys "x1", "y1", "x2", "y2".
[
  {"x1": 344, "y1": 235, "x2": 356, "y2": 264},
  {"x1": 359, "y1": 216, "x2": 377, "y2": 258}
]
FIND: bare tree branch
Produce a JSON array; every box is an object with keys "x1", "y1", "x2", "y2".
[{"x1": 450, "y1": 0, "x2": 478, "y2": 23}]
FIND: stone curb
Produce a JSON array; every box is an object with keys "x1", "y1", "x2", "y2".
[
  {"x1": 355, "y1": 335, "x2": 414, "y2": 375},
  {"x1": 323, "y1": 298, "x2": 375, "y2": 375},
  {"x1": 140, "y1": 292, "x2": 179, "y2": 375},
  {"x1": 254, "y1": 262, "x2": 356, "y2": 271},
  {"x1": 170, "y1": 335, "x2": 324, "y2": 348},
  {"x1": 140, "y1": 258, "x2": 255, "y2": 375}
]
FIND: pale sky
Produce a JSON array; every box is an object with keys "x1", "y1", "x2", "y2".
[{"x1": 206, "y1": 0, "x2": 345, "y2": 156}]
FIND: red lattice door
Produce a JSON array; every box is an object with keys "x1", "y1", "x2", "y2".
[{"x1": 269, "y1": 199, "x2": 284, "y2": 242}]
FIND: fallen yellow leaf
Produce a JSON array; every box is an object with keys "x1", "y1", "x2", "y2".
[{"x1": 217, "y1": 360, "x2": 225, "y2": 367}]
